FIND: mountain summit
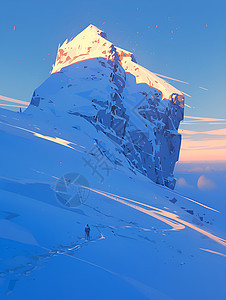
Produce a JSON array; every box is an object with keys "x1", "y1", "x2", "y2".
[
  {"x1": 52, "y1": 24, "x2": 184, "y2": 103},
  {"x1": 26, "y1": 25, "x2": 185, "y2": 189}
]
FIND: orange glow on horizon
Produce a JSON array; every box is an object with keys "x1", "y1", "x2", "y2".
[{"x1": 179, "y1": 137, "x2": 226, "y2": 162}]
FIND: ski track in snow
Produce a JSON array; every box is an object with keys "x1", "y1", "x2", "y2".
[
  {"x1": 2, "y1": 231, "x2": 161, "y2": 299},
  {"x1": 80, "y1": 185, "x2": 226, "y2": 247},
  {"x1": 0, "y1": 186, "x2": 225, "y2": 298},
  {"x1": 1, "y1": 234, "x2": 108, "y2": 295}
]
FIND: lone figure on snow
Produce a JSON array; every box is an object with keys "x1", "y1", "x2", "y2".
[{"x1": 85, "y1": 224, "x2": 91, "y2": 240}]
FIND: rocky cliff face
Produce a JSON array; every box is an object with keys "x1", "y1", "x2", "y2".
[{"x1": 26, "y1": 24, "x2": 184, "y2": 189}]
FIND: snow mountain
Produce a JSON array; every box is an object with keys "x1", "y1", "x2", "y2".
[
  {"x1": 27, "y1": 24, "x2": 184, "y2": 189},
  {"x1": 0, "y1": 25, "x2": 225, "y2": 300}
]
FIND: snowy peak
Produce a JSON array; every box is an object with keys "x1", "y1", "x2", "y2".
[
  {"x1": 52, "y1": 24, "x2": 114, "y2": 74},
  {"x1": 80, "y1": 24, "x2": 107, "y2": 39},
  {"x1": 52, "y1": 25, "x2": 184, "y2": 105}
]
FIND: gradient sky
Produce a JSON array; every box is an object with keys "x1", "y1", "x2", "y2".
[{"x1": 0, "y1": 0, "x2": 225, "y2": 161}]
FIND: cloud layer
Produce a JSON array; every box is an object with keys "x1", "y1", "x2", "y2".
[{"x1": 197, "y1": 175, "x2": 216, "y2": 190}]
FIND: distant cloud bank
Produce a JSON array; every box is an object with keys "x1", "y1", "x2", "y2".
[{"x1": 197, "y1": 175, "x2": 216, "y2": 190}]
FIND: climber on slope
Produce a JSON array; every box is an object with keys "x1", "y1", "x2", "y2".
[{"x1": 85, "y1": 224, "x2": 91, "y2": 240}]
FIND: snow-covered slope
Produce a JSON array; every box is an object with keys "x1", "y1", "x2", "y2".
[
  {"x1": 0, "y1": 105, "x2": 225, "y2": 300},
  {"x1": 0, "y1": 106, "x2": 225, "y2": 299},
  {"x1": 26, "y1": 24, "x2": 184, "y2": 189}
]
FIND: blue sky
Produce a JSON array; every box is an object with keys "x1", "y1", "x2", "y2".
[{"x1": 0, "y1": 0, "x2": 225, "y2": 160}]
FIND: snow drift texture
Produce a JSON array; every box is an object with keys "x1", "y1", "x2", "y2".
[{"x1": 27, "y1": 24, "x2": 184, "y2": 189}]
